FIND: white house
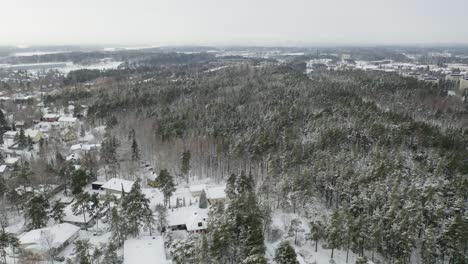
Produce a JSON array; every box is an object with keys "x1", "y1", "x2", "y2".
[
  {"x1": 19, "y1": 223, "x2": 80, "y2": 258},
  {"x1": 189, "y1": 184, "x2": 206, "y2": 197},
  {"x1": 62, "y1": 202, "x2": 95, "y2": 228},
  {"x1": 167, "y1": 205, "x2": 209, "y2": 233},
  {"x1": 58, "y1": 116, "x2": 78, "y2": 129},
  {"x1": 206, "y1": 186, "x2": 228, "y2": 205},
  {"x1": 124, "y1": 236, "x2": 168, "y2": 264},
  {"x1": 102, "y1": 178, "x2": 135, "y2": 196}
]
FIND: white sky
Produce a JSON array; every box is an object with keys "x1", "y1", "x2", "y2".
[{"x1": 1, "y1": 0, "x2": 467, "y2": 46}]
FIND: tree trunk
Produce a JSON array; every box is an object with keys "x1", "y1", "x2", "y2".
[
  {"x1": 331, "y1": 248, "x2": 334, "y2": 259},
  {"x1": 346, "y1": 246, "x2": 349, "y2": 263},
  {"x1": 82, "y1": 207, "x2": 88, "y2": 231},
  {"x1": 315, "y1": 239, "x2": 318, "y2": 252}
]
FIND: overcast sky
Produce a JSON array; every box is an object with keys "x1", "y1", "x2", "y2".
[{"x1": 1, "y1": 0, "x2": 467, "y2": 46}]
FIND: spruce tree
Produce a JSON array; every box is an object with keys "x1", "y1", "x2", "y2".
[
  {"x1": 110, "y1": 207, "x2": 127, "y2": 247},
  {"x1": 274, "y1": 241, "x2": 299, "y2": 264},
  {"x1": 18, "y1": 128, "x2": 27, "y2": 148},
  {"x1": 131, "y1": 136, "x2": 140, "y2": 161},
  {"x1": 199, "y1": 189, "x2": 208, "y2": 209}
]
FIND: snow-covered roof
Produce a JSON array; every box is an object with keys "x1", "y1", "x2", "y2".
[
  {"x1": 19, "y1": 223, "x2": 80, "y2": 252},
  {"x1": 0, "y1": 165, "x2": 7, "y2": 173},
  {"x1": 25, "y1": 129, "x2": 41, "y2": 138},
  {"x1": 63, "y1": 202, "x2": 93, "y2": 224},
  {"x1": 102, "y1": 178, "x2": 134, "y2": 193},
  {"x1": 58, "y1": 116, "x2": 77, "y2": 123},
  {"x1": 43, "y1": 113, "x2": 60, "y2": 119},
  {"x1": 70, "y1": 143, "x2": 83, "y2": 151},
  {"x1": 167, "y1": 206, "x2": 208, "y2": 231},
  {"x1": 5, "y1": 157, "x2": 19, "y2": 165},
  {"x1": 3, "y1": 130, "x2": 18, "y2": 137},
  {"x1": 189, "y1": 184, "x2": 206, "y2": 193},
  {"x1": 206, "y1": 186, "x2": 227, "y2": 200},
  {"x1": 124, "y1": 236, "x2": 168, "y2": 264}
]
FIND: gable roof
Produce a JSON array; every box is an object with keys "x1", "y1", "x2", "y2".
[
  {"x1": 19, "y1": 223, "x2": 80, "y2": 252},
  {"x1": 102, "y1": 178, "x2": 135, "y2": 193}
]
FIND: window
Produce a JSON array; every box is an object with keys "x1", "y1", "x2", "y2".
[{"x1": 198, "y1": 222, "x2": 202, "y2": 227}]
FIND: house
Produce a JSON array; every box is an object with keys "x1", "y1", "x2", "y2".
[
  {"x1": 124, "y1": 236, "x2": 168, "y2": 264},
  {"x1": 167, "y1": 206, "x2": 208, "y2": 233},
  {"x1": 62, "y1": 202, "x2": 95, "y2": 228},
  {"x1": 24, "y1": 129, "x2": 44, "y2": 143},
  {"x1": 91, "y1": 181, "x2": 105, "y2": 190},
  {"x1": 42, "y1": 113, "x2": 60, "y2": 122},
  {"x1": 0, "y1": 165, "x2": 8, "y2": 176},
  {"x1": 4, "y1": 156, "x2": 20, "y2": 167},
  {"x1": 206, "y1": 186, "x2": 228, "y2": 205},
  {"x1": 58, "y1": 116, "x2": 78, "y2": 129},
  {"x1": 70, "y1": 143, "x2": 101, "y2": 154},
  {"x1": 62, "y1": 129, "x2": 77, "y2": 142},
  {"x1": 14, "y1": 121, "x2": 25, "y2": 129},
  {"x1": 101, "y1": 178, "x2": 135, "y2": 196},
  {"x1": 3, "y1": 130, "x2": 18, "y2": 147},
  {"x1": 189, "y1": 184, "x2": 206, "y2": 197},
  {"x1": 19, "y1": 223, "x2": 80, "y2": 259}
]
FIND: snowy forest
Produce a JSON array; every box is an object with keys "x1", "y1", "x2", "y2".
[
  {"x1": 0, "y1": 47, "x2": 467, "y2": 264},
  {"x1": 43, "y1": 60, "x2": 467, "y2": 263}
]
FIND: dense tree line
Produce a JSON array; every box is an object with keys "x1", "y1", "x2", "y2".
[{"x1": 79, "y1": 63, "x2": 467, "y2": 263}]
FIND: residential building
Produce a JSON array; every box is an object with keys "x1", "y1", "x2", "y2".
[{"x1": 19, "y1": 223, "x2": 80, "y2": 259}]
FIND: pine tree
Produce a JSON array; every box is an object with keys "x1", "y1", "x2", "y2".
[
  {"x1": 274, "y1": 241, "x2": 299, "y2": 264},
  {"x1": 73, "y1": 240, "x2": 92, "y2": 264},
  {"x1": 120, "y1": 179, "x2": 155, "y2": 237},
  {"x1": 72, "y1": 192, "x2": 91, "y2": 231},
  {"x1": 25, "y1": 195, "x2": 49, "y2": 229},
  {"x1": 71, "y1": 169, "x2": 89, "y2": 195},
  {"x1": 89, "y1": 193, "x2": 101, "y2": 231},
  {"x1": 50, "y1": 200, "x2": 65, "y2": 223},
  {"x1": 308, "y1": 220, "x2": 324, "y2": 252},
  {"x1": 153, "y1": 169, "x2": 175, "y2": 207},
  {"x1": 155, "y1": 204, "x2": 168, "y2": 233},
  {"x1": 199, "y1": 189, "x2": 208, "y2": 209}
]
